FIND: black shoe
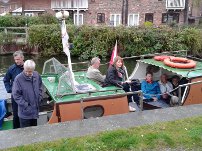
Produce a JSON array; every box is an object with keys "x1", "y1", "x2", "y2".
[{"x1": 4, "y1": 112, "x2": 12, "y2": 118}]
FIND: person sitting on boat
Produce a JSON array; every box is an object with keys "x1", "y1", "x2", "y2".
[
  {"x1": 104, "y1": 56, "x2": 136, "y2": 112},
  {"x1": 171, "y1": 75, "x2": 180, "y2": 97},
  {"x1": 158, "y1": 74, "x2": 173, "y2": 104},
  {"x1": 86, "y1": 57, "x2": 106, "y2": 85},
  {"x1": 141, "y1": 72, "x2": 169, "y2": 108}
]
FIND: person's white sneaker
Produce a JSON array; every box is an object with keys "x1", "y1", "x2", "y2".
[{"x1": 129, "y1": 105, "x2": 136, "y2": 112}]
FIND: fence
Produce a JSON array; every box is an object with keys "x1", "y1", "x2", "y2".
[{"x1": 0, "y1": 27, "x2": 28, "y2": 44}]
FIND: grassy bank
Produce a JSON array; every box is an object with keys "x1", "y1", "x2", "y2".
[{"x1": 5, "y1": 116, "x2": 202, "y2": 151}]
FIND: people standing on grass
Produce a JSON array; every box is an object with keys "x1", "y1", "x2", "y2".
[
  {"x1": 12, "y1": 60, "x2": 43, "y2": 128},
  {"x1": 3, "y1": 50, "x2": 24, "y2": 129}
]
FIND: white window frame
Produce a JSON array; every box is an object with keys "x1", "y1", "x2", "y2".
[
  {"x1": 128, "y1": 13, "x2": 139, "y2": 26},
  {"x1": 51, "y1": 0, "x2": 88, "y2": 9},
  {"x1": 73, "y1": 0, "x2": 88, "y2": 8},
  {"x1": 74, "y1": 13, "x2": 83, "y2": 25},
  {"x1": 25, "y1": 13, "x2": 34, "y2": 17},
  {"x1": 166, "y1": 0, "x2": 185, "y2": 9},
  {"x1": 110, "y1": 14, "x2": 121, "y2": 27}
]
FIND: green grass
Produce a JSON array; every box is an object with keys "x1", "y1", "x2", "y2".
[{"x1": 4, "y1": 116, "x2": 202, "y2": 151}]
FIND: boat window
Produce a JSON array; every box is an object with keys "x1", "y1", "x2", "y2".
[{"x1": 83, "y1": 105, "x2": 104, "y2": 119}]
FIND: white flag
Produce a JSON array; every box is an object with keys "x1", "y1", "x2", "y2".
[
  {"x1": 61, "y1": 20, "x2": 76, "y2": 92},
  {"x1": 61, "y1": 20, "x2": 70, "y2": 56}
]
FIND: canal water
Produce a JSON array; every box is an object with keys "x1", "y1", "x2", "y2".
[{"x1": 0, "y1": 54, "x2": 137, "y2": 99}]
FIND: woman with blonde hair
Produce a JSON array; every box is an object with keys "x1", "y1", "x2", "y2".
[{"x1": 104, "y1": 56, "x2": 135, "y2": 111}]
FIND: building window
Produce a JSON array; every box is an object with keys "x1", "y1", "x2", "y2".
[
  {"x1": 73, "y1": 0, "x2": 88, "y2": 8},
  {"x1": 128, "y1": 14, "x2": 139, "y2": 26},
  {"x1": 162, "y1": 13, "x2": 179, "y2": 23},
  {"x1": 145, "y1": 13, "x2": 153, "y2": 23},
  {"x1": 25, "y1": 13, "x2": 34, "y2": 17},
  {"x1": 97, "y1": 13, "x2": 105, "y2": 23},
  {"x1": 110, "y1": 14, "x2": 121, "y2": 26},
  {"x1": 74, "y1": 13, "x2": 83, "y2": 25}
]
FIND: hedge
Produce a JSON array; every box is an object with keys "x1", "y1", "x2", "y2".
[{"x1": 28, "y1": 25, "x2": 202, "y2": 60}]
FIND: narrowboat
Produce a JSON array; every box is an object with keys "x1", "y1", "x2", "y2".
[{"x1": 1, "y1": 50, "x2": 202, "y2": 130}]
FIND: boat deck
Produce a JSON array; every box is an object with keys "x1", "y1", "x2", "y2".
[{"x1": 42, "y1": 71, "x2": 125, "y2": 103}]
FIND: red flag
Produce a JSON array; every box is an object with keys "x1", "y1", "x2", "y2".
[{"x1": 109, "y1": 40, "x2": 117, "y2": 65}]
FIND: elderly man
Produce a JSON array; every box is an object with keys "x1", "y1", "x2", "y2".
[
  {"x1": 3, "y1": 50, "x2": 24, "y2": 129},
  {"x1": 86, "y1": 57, "x2": 106, "y2": 84},
  {"x1": 158, "y1": 74, "x2": 173, "y2": 104},
  {"x1": 12, "y1": 60, "x2": 42, "y2": 128}
]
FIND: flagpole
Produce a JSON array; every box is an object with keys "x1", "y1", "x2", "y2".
[{"x1": 56, "y1": 10, "x2": 76, "y2": 92}]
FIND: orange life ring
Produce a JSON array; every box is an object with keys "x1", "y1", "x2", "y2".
[
  {"x1": 154, "y1": 56, "x2": 171, "y2": 61},
  {"x1": 163, "y1": 57, "x2": 196, "y2": 69}
]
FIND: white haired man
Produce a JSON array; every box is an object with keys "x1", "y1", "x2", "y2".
[
  {"x1": 3, "y1": 50, "x2": 24, "y2": 129},
  {"x1": 12, "y1": 60, "x2": 43, "y2": 128},
  {"x1": 86, "y1": 57, "x2": 106, "y2": 84}
]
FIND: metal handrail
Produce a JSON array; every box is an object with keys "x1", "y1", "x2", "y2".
[{"x1": 177, "y1": 80, "x2": 202, "y2": 105}]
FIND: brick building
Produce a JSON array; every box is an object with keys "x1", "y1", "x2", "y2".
[{"x1": 0, "y1": 0, "x2": 201, "y2": 26}]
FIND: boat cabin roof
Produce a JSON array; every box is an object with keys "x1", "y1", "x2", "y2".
[{"x1": 139, "y1": 58, "x2": 202, "y2": 78}]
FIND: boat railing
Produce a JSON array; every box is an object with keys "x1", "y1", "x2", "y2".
[
  {"x1": 176, "y1": 80, "x2": 202, "y2": 105},
  {"x1": 56, "y1": 88, "x2": 123, "y2": 97},
  {"x1": 64, "y1": 61, "x2": 109, "y2": 72}
]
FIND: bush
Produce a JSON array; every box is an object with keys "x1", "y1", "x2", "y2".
[
  {"x1": 28, "y1": 24, "x2": 62, "y2": 56},
  {"x1": 28, "y1": 25, "x2": 202, "y2": 58}
]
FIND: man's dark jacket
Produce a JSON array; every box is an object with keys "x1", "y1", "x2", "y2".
[
  {"x1": 12, "y1": 71, "x2": 42, "y2": 119},
  {"x1": 3, "y1": 64, "x2": 23, "y2": 93}
]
